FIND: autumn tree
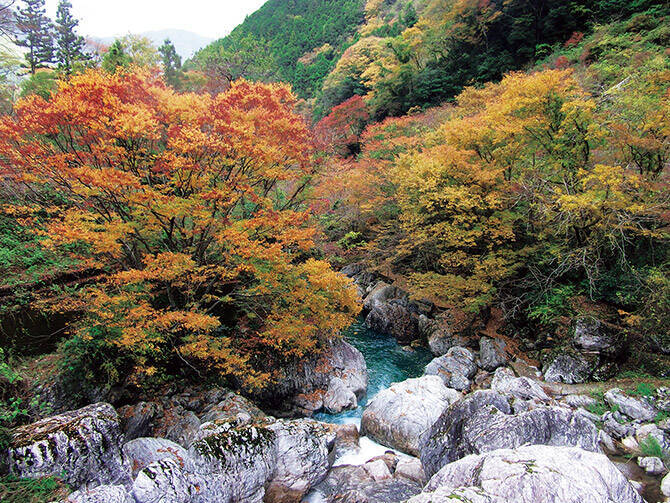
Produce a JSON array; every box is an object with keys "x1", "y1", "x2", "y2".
[
  {"x1": 314, "y1": 95, "x2": 370, "y2": 156},
  {"x1": 0, "y1": 69, "x2": 359, "y2": 389},
  {"x1": 15, "y1": 0, "x2": 54, "y2": 74},
  {"x1": 54, "y1": 0, "x2": 88, "y2": 75}
]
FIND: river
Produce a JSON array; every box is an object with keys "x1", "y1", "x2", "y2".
[{"x1": 314, "y1": 317, "x2": 433, "y2": 465}]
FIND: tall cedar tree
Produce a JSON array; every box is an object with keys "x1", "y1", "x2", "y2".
[
  {"x1": 15, "y1": 0, "x2": 54, "y2": 74},
  {"x1": 158, "y1": 38, "x2": 182, "y2": 89},
  {"x1": 102, "y1": 39, "x2": 130, "y2": 73},
  {"x1": 55, "y1": 0, "x2": 87, "y2": 75}
]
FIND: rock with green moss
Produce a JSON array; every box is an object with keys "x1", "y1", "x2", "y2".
[
  {"x1": 413, "y1": 445, "x2": 643, "y2": 503},
  {"x1": 8, "y1": 402, "x2": 129, "y2": 490}
]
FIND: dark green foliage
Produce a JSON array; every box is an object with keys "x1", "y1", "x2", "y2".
[
  {"x1": 158, "y1": 38, "x2": 183, "y2": 89},
  {"x1": 192, "y1": 0, "x2": 365, "y2": 98},
  {"x1": 15, "y1": 0, "x2": 55, "y2": 75},
  {"x1": 54, "y1": 0, "x2": 88, "y2": 75},
  {"x1": 102, "y1": 40, "x2": 130, "y2": 73},
  {"x1": 0, "y1": 475, "x2": 66, "y2": 503}
]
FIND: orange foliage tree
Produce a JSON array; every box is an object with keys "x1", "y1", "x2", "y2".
[{"x1": 0, "y1": 69, "x2": 359, "y2": 389}]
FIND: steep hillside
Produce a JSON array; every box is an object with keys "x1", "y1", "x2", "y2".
[{"x1": 191, "y1": 0, "x2": 366, "y2": 99}]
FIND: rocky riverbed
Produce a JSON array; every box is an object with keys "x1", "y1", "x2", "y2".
[{"x1": 3, "y1": 266, "x2": 670, "y2": 502}]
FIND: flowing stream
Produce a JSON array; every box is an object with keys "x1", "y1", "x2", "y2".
[{"x1": 314, "y1": 317, "x2": 433, "y2": 465}]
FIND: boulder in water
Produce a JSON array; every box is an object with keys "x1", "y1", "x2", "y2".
[
  {"x1": 323, "y1": 377, "x2": 358, "y2": 414},
  {"x1": 361, "y1": 375, "x2": 462, "y2": 456}
]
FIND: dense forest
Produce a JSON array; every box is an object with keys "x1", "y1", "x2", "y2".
[{"x1": 0, "y1": 0, "x2": 668, "y2": 501}]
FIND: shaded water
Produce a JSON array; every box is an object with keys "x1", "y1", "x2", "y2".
[{"x1": 314, "y1": 317, "x2": 433, "y2": 426}]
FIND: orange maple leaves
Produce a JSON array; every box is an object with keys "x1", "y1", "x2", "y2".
[{"x1": 0, "y1": 68, "x2": 359, "y2": 388}]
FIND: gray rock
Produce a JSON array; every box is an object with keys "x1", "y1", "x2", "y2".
[
  {"x1": 424, "y1": 347, "x2": 477, "y2": 391},
  {"x1": 491, "y1": 367, "x2": 551, "y2": 402},
  {"x1": 479, "y1": 337, "x2": 508, "y2": 371},
  {"x1": 420, "y1": 390, "x2": 511, "y2": 477},
  {"x1": 265, "y1": 419, "x2": 334, "y2": 502},
  {"x1": 602, "y1": 412, "x2": 636, "y2": 439},
  {"x1": 662, "y1": 472, "x2": 670, "y2": 498},
  {"x1": 413, "y1": 445, "x2": 643, "y2": 503},
  {"x1": 323, "y1": 377, "x2": 357, "y2": 414},
  {"x1": 420, "y1": 392, "x2": 601, "y2": 478},
  {"x1": 153, "y1": 406, "x2": 200, "y2": 447},
  {"x1": 364, "y1": 459, "x2": 393, "y2": 481},
  {"x1": 604, "y1": 388, "x2": 657, "y2": 421},
  {"x1": 188, "y1": 419, "x2": 277, "y2": 503},
  {"x1": 267, "y1": 339, "x2": 367, "y2": 415},
  {"x1": 573, "y1": 317, "x2": 619, "y2": 353},
  {"x1": 363, "y1": 281, "x2": 405, "y2": 311},
  {"x1": 64, "y1": 485, "x2": 133, "y2": 503},
  {"x1": 199, "y1": 391, "x2": 265, "y2": 424},
  {"x1": 637, "y1": 456, "x2": 665, "y2": 475},
  {"x1": 564, "y1": 394, "x2": 597, "y2": 409},
  {"x1": 635, "y1": 423, "x2": 670, "y2": 452},
  {"x1": 418, "y1": 315, "x2": 468, "y2": 356},
  {"x1": 132, "y1": 458, "x2": 205, "y2": 503},
  {"x1": 122, "y1": 437, "x2": 191, "y2": 478},
  {"x1": 366, "y1": 300, "x2": 420, "y2": 345},
  {"x1": 361, "y1": 375, "x2": 462, "y2": 456},
  {"x1": 543, "y1": 353, "x2": 592, "y2": 384},
  {"x1": 8, "y1": 402, "x2": 129, "y2": 490},
  {"x1": 117, "y1": 401, "x2": 162, "y2": 442},
  {"x1": 395, "y1": 457, "x2": 426, "y2": 484},
  {"x1": 309, "y1": 463, "x2": 422, "y2": 503}
]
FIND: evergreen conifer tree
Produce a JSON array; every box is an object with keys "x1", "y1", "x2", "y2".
[
  {"x1": 55, "y1": 0, "x2": 87, "y2": 75},
  {"x1": 158, "y1": 38, "x2": 182, "y2": 89},
  {"x1": 15, "y1": 0, "x2": 54, "y2": 74}
]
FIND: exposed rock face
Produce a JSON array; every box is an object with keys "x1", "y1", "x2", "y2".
[
  {"x1": 479, "y1": 337, "x2": 508, "y2": 371},
  {"x1": 265, "y1": 419, "x2": 335, "y2": 502},
  {"x1": 604, "y1": 388, "x2": 657, "y2": 421},
  {"x1": 366, "y1": 300, "x2": 420, "y2": 345},
  {"x1": 323, "y1": 377, "x2": 358, "y2": 414},
  {"x1": 65, "y1": 485, "x2": 134, "y2": 503},
  {"x1": 490, "y1": 367, "x2": 551, "y2": 402},
  {"x1": 152, "y1": 407, "x2": 200, "y2": 448},
  {"x1": 309, "y1": 459, "x2": 422, "y2": 503},
  {"x1": 361, "y1": 376, "x2": 462, "y2": 456},
  {"x1": 411, "y1": 446, "x2": 643, "y2": 503},
  {"x1": 419, "y1": 314, "x2": 468, "y2": 357},
  {"x1": 122, "y1": 437, "x2": 192, "y2": 478},
  {"x1": 198, "y1": 391, "x2": 265, "y2": 423},
  {"x1": 117, "y1": 401, "x2": 162, "y2": 443},
  {"x1": 543, "y1": 352, "x2": 593, "y2": 384},
  {"x1": 363, "y1": 281, "x2": 406, "y2": 311},
  {"x1": 132, "y1": 457, "x2": 205, "y2": 503},
  {"x1": 573, "y1": 317, "x2": 620, "y2": 354},
  {"x1": 261, "y1": 339, "x2": 367, "y2": 416},
  {"x1": 424, "y1": 347, "x2": 477, "y2": 391},
  {"x1": 420, "y1": 391, "x2": 600, "y2": 478},
  {"x1": 8, "y1": 402, "x2": 129, "y2": 490}
]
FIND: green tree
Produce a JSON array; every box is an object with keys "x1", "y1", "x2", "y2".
[
  {"x1": 15, "y1": 0, "x2": 54, "y2": 74},
  {"x1": 402, "y1": 2, "x2": 418, "y2": 28},
  {"x1": 158, "y1": 38, "x2": 182, "y2": 89},
  {"x1": 54, "y1": 0, "x2": 88, "y2": 75},
  {"x1": 102, "y1": 39, "x2": 130, "y2": 73}
]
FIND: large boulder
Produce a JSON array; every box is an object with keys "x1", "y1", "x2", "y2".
[
  {"x1": 604, "y1": 388, "x2": 657, "y2": 421},
  {"x1": 265, "y1": 419, "x2": 335, "y2": 502},
  {"x1": 490, "y1": 367, "x2": 551, "y2": 403},
  {"x1": 573, "y1": 317, "x2": 620, "y2": 354},
  {"x1": 131, "y1": 457, "x2": 206, "y2": 503},
  {"x1": 361, "y1": 375, "x2": 461, "y2": 456},
  {"x1": 260, "y1": 339, "x2": 367, "y2": 416},
  {"x1": 308, "y1": 459, "x2": 422, "y2": 503},
  {"x1": 117, "y1": 401, "x2": 163, "y2": 442},
  {"x1": 479, "y1": 337, "x2": 509, "y2": 371},
  {"x1": 420, "y1": 391, "x2": 600, "y2": 478},
  {"x1": 424, "y1": 347, "x2": 477, "y2": 391},
  {"x1": 152, "y1": 405, "x2": 200, "y2": 447},
  {"x1": 366, "y1": 300, "x2": 420, "y2": 345},
  {"x1": 323, "y1": 377, "x2": 358, "y2": 414},
  {"x1": 198, "y1": 391, "x2": 265, "y2": 423},
  {"x1": 363, "y1": 281, "x2": 406, "y2": 311},
  {"x1": 8, "y1": 402, "x2": 129, "y2": 490},
  {"x1": 122, "y1": 437, "x2": 192, "y2": 478},
  {"x1": 543, "y1": 352, "x2": 593, "y2": 384},
  {"x1": 65, "y1": 485, "x2": 134, "y2": 503},
  {"x1": 410, "y1": 445, "x2": 643, "y2": 503}
]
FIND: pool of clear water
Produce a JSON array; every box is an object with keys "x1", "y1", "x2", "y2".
[{"x1": 314, "y1": 317, "x2": 434, "y2": 426}]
